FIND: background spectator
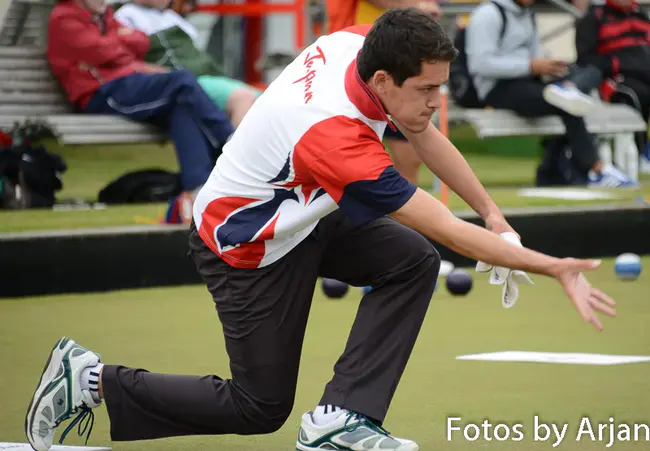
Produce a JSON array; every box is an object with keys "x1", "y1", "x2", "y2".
[
  {"x1": 114, "y1": 0, "x2": 260, "y2": 127},
  {"x1": 465, "y1": 0, "x2": 635, "y2": 187},
  {"x1": 47, "y1": 0, "x2": 235, "y2": 221},
  {"x1": 576, "y1": 0, "x2": 650, "y2": 173}
]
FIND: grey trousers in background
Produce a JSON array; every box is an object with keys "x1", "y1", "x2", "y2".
[{"x1": 102, "y1": 210, "x2": 440, "y2": 441}]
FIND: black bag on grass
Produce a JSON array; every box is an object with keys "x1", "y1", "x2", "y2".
[
  {"x1": 0, "y1": 143, "x2": 67, "y2": 209},
  {"x1": 98, "y1": 169, "x2": 182, "y2": 204}
]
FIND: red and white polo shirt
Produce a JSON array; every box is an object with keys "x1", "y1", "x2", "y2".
[{"x1": 193, "y1": 25, "x2": 416, "y2": 268}]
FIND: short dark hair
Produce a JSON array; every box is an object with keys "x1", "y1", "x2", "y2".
[{"x1": 357, "y1": 8, "x2": 458, "y2": 87}]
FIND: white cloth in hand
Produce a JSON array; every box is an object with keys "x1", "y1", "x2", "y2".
[{"x1": 475, "y1": 232, "x2": 534, "y2": 308}]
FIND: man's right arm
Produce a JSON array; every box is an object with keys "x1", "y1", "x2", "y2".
[
  {"x1": 390, "y1": 188, "x2": 560, "y2": 277},
  {"x1": 48, "y1": 15, "x2": 134, "y2": 66}
]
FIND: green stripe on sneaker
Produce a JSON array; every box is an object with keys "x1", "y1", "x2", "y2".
[{"x1": 299, "y1": 417, "x2": 391, "y2": 450}]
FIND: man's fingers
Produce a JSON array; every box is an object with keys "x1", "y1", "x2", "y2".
[
  {"x1": 590, "y1": 296, "x2": 616, "y2": 317},
  {"x1": 591, "y1": 288, "x2": 616, "y2": 307},
  {"x1": 573, "y1": 296, "x2": 593, "y2": 323},
  {"x1": 580, "y1": 304, "x2": 604, "y2": 331},
  {"x1": 574, "y1": 259, "x2": 602, "y2": 272},
  {"x1": 590, "y1": 315, "x2": 604, "y2": 332}
]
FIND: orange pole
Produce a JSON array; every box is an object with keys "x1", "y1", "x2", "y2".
[
  {"x1": 439, "y1": 90, "x2": 449, "y2": 207},
  {"x1": 198, "y1": 3, "x2": 301, "y2": 15},
  {"x1": 243, "y1": 0, "x2": 263, "y2": 86},
  {"x1": 295, "y1": 0, "x2": 306, "y2": 49},
  {"x1": 197, "y1": 1, "x2": 305, "y2": 51}
]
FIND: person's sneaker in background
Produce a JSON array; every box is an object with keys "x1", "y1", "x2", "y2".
[{"x1": 543, "y1": 83, "x2": 595, "y2": 117}]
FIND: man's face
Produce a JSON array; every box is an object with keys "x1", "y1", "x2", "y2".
[
  {"x1": 373, "y1": 61, "x2": 449, "y2": 134},
  {"x1": 517, "y1": 0, "x2": 535, "y2": 7},
  {"x1": 82, "y1": 0, "x2": 107, "y2": 14}
]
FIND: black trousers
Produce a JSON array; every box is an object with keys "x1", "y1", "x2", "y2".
[
  {"x1": 484, "y1": 67, "x2": 601, "y2": 173},
  {"x1": 610, "y1": 76, "x2": 650, "y2": 153},
  {"x1": 102, "y1": 210, "x2": 440, "y2": 441}
]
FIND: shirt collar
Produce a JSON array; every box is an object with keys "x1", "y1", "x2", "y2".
[{"x1": 344, "y1": 55, "x2": 396, "y2": 131}]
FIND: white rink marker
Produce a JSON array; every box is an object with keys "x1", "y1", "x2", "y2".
[
  {"x1": 0, "y1": 444, "x2": 110, "y2": 451},
  {"x1": 456, "y1": 351, "x2": 650, "y2": 365},
  {"x1": 517, "y1": 187, "x2": 619, "y2": 201}
]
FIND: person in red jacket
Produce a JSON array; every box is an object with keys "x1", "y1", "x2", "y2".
[
  {"x1": 47, "y1": 0, "x2": 235, "y2": 217},
  {"x1": 576, "y1": 0, "x2": 650, "y2": 172}
]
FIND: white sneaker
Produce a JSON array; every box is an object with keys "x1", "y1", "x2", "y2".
[
  {"x1": 25, "y1": 337, "x2": 102, "y2": 451},
  {"x1": 296, "y1": 411, "x2": 419, "y2": 450},
  {"x1": 588, "y1": 165, "x2": 638, "y2": 188},
  {"x1": 543, "y1": 83, "x2": 595, "y2": 117}
]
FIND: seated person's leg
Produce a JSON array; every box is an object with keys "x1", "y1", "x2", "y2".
[
  {"x1": 541, "y1": 65, "x2": 602, "y2": 117},
  {"x1": 197, "y1": 75, "x2": 261, "y2": 127},
  {"x1": 383, "y1": 127, "x2": 421, "y2": 185},
  {"x1": 536, "y1": 137, "x2": 574, "y2": 187},
  {"x1": 84, "y1": 71, "x2": 234, "y2": 193},
  {"x1": 485, "y1": 78, "x2": 562, "y2": 117},
  {"x1": 485, "y1": 78, "x2": 632, "y2": 186},
  {"x1": 565, "y1": 64, "x2": 604, "y2": 94}
]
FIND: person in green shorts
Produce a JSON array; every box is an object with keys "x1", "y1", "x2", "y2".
[{"x1": 114, "y1": 0, "x2": 261, "y2": 127}]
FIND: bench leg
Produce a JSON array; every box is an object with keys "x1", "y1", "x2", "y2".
[
  {"x1": 613, "y1": 133, "x2": 639, "y2": 183},
  {"x1": 598, "y1": 137, "x2": 613, "y2": 168}
]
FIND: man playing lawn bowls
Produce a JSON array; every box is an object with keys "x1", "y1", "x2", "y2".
[{"x1": 26, "y1": 8, "x2": 616, "y2": 451}]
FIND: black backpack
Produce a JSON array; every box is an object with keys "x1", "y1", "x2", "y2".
[
  {"x1": 0, "y1": 143, "x2": 67, "y2": 209},
  {"x1": 98, "y1": 169, "x2": 182, "y2": 204},
  {"x1": 449, "y1": 1, "x2": 508, "y2": 108}
]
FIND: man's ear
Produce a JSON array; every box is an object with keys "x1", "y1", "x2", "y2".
[{"x1": 371, "y1": 70, "x2": 391, "y2": 95}]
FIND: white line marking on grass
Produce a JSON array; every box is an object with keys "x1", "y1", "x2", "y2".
[
  {"x1": 0, "y1": 443, "x2": 111, "y2": 451},
  {"x1": 456, "y1": 351, "x2": 650, "y2": 365},
  {"x1": 518, "y1": 188, "x2": 619, "y2": 201}
]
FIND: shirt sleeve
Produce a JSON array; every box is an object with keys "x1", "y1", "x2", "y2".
[{"x1": 305, "y1": 126, "x2": 417, "y2": 226}]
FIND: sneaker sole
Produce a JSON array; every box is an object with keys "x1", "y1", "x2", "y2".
[
  {"x1": 25, "y1": 337, "x2": 74, "y2": 451},
  {"x1": 296, "y1": 441, "x2": 419, "y2": 451},
  {"x1": 543, "y1": 87, "x2": 594, "y2": 117}
]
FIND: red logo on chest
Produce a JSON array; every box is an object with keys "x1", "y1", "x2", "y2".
[{"x1": 293, "y1": 46, "x2": 326, "y2": 104}]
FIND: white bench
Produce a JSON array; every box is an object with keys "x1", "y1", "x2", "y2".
[
  {"x1": 449, "y1": 103, "x2": 647, "y2": 182},
  {"x1": 0, "y1": 0, "x2": 166, "y2": 144}
]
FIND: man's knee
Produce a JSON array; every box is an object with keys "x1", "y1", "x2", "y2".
[
  {"x1": 421, "y1": 240, "x2": 442, "y2": 280},
  {"x1": 166, "y1": 69, "x2": 202, "y2": 92},
  {"x1": 230, "y1": 379, "x2": 295, "y2": 434},
  {"x1": 240, "y1": 398, "x2": 293, "y2": 434},
  {"x1": 393, "y1": 235, "x2": 440, "y2": 303},
  {"x1": 251, "y1": 403, "x2": 293, "y2": 434},
  {"x1": 173, "y1": 68, "x2": 197, "y2": 82},
  {"x1": 399, "y1": 228, "x2": 441, "y2": 280}
]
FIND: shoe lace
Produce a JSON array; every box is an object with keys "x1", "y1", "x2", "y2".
[
  {"x1": 343, "y1": 412, "x2": 391, "y2": 437},
  {"x1": 58, "y1": 406, "x2": 95, "y2": 446}
]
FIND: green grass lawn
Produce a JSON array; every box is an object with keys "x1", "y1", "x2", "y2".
[
  {"x1": 1, "y1": 257, "x2": 648, "y2": 450},
  {"x1": 1, "y1": 128, "x2": 649, "y2": 233},
  {"x1": 1, "y1": 183, "x2": 649, "y2": 233}
]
